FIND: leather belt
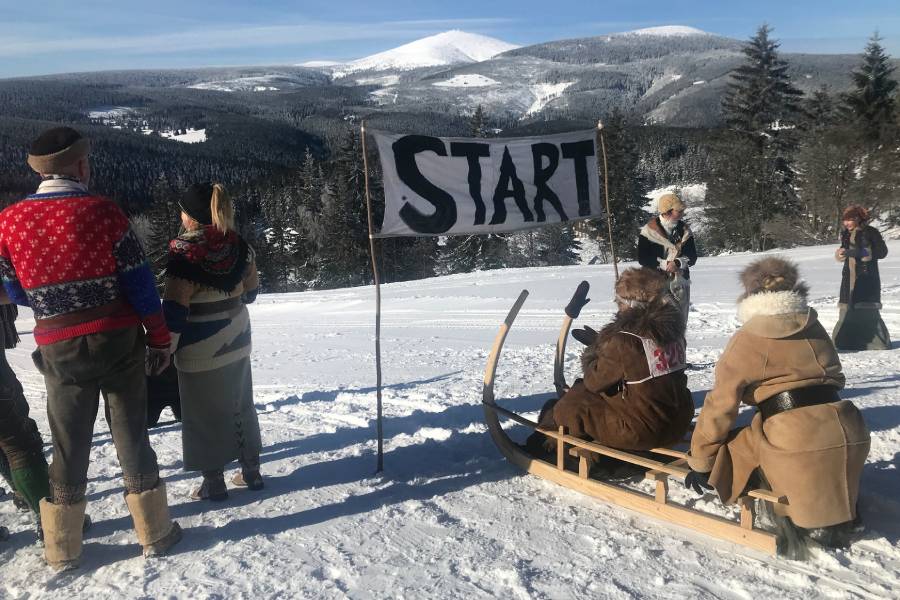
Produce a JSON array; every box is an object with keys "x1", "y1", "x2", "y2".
[
  {"x1": 757, "y1": 385, "x2": 841, "y2": 420},
  {"x1": 189, "y1": 296, "x2": 242, "y2": 316},
  {"x1": 35, "y1": 299, "x2": 131, "y2": 329}
]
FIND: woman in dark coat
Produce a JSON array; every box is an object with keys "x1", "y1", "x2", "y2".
[
  {"x1": 528, "y1": 268, "x2": 694, "y2": 454},
  {"x1": 832, "y1": 205, "x2": 890, "y2": 351}
]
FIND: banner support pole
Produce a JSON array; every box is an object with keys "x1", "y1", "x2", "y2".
[
  {"x1": 360, "y1": 120, "x2": 384, "y2": 473},
  {"x1": 597, "y1": 120, "x2": 619, "y2": 281}
]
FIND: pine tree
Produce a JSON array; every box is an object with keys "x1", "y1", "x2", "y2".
[
  {"x1": 845, "y1": 33, "x2": 898, "y2": 142},
  {"x1": 312, "y1": 129, "x2": 371, "y2": 288},
  {"x1": 470, "y1": 104, "x2": 486, "y2": 138},
  {"x1": 581, "y1": 110, "x2": 648, "y2": 260},
  {"x1": 795, "y1": 87, "x2": 857, "y2": 237},
  {"x1": 709, "y1": 24, "x2": 804, "y2": 251},
  {"x1": 535, "y1": 224, "x2": 581, "y2": 266},
  {"x1": 259, "y1": 182, "x2": 303, "y2": 291},
  {"x1": 146, "y1": 175, "x2": 182, "y2": 278}
]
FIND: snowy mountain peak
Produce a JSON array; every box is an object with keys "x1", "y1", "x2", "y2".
[
  {"x1": 625, "y1": 25, "x2": 711, "y2": 37},
  {"x1": 335, "y1": 30, "x2": 519, "y2": 77}
]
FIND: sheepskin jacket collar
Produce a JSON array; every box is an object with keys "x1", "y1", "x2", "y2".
[{"x1": 737, "y1": 290, "x2": 815, "y2": 339}]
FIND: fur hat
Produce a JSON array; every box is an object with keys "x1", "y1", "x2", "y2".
[
  {"x1": 738, "y1": 257, "x2": 809, "y2": 300},
  {"x1": 657, "y1": 193, "x2": 685, "y2": 214},
  {"x1": 27, "y1": 127, "x2": 90, "y2": 174},
  {"x1": 615, "y1": 267, "x2": 668, "y2": 305},
  {"x1": 841, "y1": 205, "x2": 869, "y2": 223}
]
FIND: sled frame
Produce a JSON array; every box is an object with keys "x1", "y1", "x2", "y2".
[{"x1": 483, "y1": 290, "x2": 780, "y2": 555}]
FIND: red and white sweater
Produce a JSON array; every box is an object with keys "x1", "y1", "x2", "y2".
[{"x1": 0, "y1": 178, "x2": 170, "y2": 347}]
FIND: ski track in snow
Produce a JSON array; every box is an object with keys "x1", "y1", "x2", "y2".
[{"x1": 1, "y1": 243, "x2": 899, "y2": 598}]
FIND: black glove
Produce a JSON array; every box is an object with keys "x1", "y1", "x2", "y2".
[
  {"x1": 684, "y1": 470, "x2": 714, "y2": 496},
  {"x1": 572, "y1": 325, "x2": 598, "y2": 346},
  {"x1": 565, "y1": 281, "x2": 591, "y2": 318}
]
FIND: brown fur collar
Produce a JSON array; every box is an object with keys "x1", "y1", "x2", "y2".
[{"x1": 581, "y1": 300, "x2": 685, "y2": 372}]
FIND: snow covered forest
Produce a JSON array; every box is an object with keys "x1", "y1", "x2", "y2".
[
  {"x1": 0, "y1": 26, "x2": 898, "y2": 292},
  {"x1": 1, "y1": 242, "x2": 898, "y2": 598}
]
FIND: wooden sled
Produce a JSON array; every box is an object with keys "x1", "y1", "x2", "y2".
[{"x1": 482, "y1": 289, "x2": 785, "y2": 555}]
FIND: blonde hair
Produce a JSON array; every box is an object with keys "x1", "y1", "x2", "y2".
[{"x1": 210, "y1": 183, "x2": 235, "y2": 233}]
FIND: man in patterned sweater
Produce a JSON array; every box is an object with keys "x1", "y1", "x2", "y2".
[{"x1": 0, "y1": 127, "x2": 182, "y2": 569}]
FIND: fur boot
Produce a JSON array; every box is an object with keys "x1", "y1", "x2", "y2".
[
  {"x1": 39, "y1": 497, "x2": 86, "y2": 570},
  {"x1": 125, "y1": 480, "x2": 182, "y2": 557}
]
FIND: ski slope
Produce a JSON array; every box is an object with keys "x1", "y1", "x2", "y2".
[{"x1": 1, "y1": 242, "x2": 899, "y2": 599}]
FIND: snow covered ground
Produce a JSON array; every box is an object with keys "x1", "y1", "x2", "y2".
[
  {"x1": 159, "y1": 128, "x2": 207, "y2": 144},
  {"x1": 1, "y1": 242, "x2": 899, "y2": 598},
  {"x1": 433, "y1": 74, "x2": 501, "y2": 88}
]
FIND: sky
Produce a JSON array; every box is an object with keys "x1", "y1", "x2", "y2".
[{"x1": 1, "y1": 0, "x2": 898, "y2": 78}]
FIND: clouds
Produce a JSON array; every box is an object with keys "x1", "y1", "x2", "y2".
[{"x1": 0, "y1": 18, "x2": 514, "y2": 58}]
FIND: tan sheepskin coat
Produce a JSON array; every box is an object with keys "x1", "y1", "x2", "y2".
[{"x1": 688, "y1": 290, "x2": 870, "y2": 528}]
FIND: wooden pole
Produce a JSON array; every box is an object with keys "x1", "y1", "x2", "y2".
[
  {"x1": 597, "y1": 120, "x2": 619, "y2": 281},
  {"x1": 360, "y1": 121, "x2": 384, "y2": 473}
]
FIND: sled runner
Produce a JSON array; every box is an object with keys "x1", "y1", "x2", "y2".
[{"x1": 482, "y1": 289, "x2": 784, "y2": 555}]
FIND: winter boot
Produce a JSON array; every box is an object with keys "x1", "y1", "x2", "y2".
[
  {"x1": 191, "y1": 470, "x2": 228, "y2": 501},
  {"x1": 39, "y1": 497, "x2": 87, "y2": 571},
  {"x1": 232, "y1": 457, "x2": 264, "y2": 491},
  {"x1": 10, "y1": 457, "x2": 50, "y2": 514},
  {"x1": 804, "y1": 522, "x2": 853, "y2": 549},
  {"x1": 125, "y1": 480, "x2": 182, "y2": 558}
]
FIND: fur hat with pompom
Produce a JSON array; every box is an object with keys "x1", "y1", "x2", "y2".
[
  {"x1": 615, "y1": 267, "x2": 668, "y2": 306},
  {"x1": 738, "y1": 257, "x2": 809, "y2": 301}
]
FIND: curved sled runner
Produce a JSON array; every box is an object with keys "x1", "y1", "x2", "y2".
[{"x1": 482, "y1": 289, "x2": 784, "y2": 555}]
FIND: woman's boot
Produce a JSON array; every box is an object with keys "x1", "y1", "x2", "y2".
[
  {"x1": 191, "y1": 469, "x2": 228, "y2": 501},
  {"x1": 232, "y1": 457, "x2": 263, "y2": 491}
]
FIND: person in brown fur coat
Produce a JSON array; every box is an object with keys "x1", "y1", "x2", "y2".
[
  {"x1": 686, "y1": 257, "x2": 870, "y2": 557},
  {"x1": 527, "y1": 268, "x2": 694, "y2": 454}
]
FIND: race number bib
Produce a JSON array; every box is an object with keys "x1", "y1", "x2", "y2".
[{"x1": 622, "y1": 332, "x2": 686, "y2": 383}]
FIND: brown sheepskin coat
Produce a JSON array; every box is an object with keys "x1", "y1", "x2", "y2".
[
  {"x1": 688, "y1": 290, "x2": 870, "y2": 528},
  {"x1": 544, "y1": 299, "x2": 694, "y2": 451}
]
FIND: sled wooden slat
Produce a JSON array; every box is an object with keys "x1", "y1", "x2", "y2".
[
  {"x1": 482, "y1": 290, "x2": 779, "y2": 556},
  {"x1": 748, "y1": 489, "x2": 788, "y2": 505},
  {"x1": 739, "y1": 496, "x2": 755, "y2": 529},
  {"x1": 557, "y1": 426, "x2": 566, "y2": 470},
  {"x1": 492, "y1": 402, "x2": 691, "y2": 478},
  {"x1": 648, "y1": 447, "x2": 689, "y2": 459},
  {"x1": 578, "y1": 454, "x2": 590, "y2": 478}
]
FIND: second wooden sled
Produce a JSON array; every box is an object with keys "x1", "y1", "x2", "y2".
[{"x1": 482, "y1": 289, "x2": 783, "y2": 555}]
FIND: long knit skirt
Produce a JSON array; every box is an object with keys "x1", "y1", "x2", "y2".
[
  {"x1": 832, "y1": 305, "x2": 892, "y2": 351},
  {"x1": 179, "y1": 357, "x2": 262, "y2": 472}
]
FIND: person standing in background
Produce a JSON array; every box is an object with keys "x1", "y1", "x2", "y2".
[
  {"x1": 163, "y1": 182, "x2": 263, "y2": 501},
  {"x1": 832, "y1": 205, "x2": 890, "y2": 351},
  {"x1": 638, "y1": 192, "x2": 698, "y2": 325}
]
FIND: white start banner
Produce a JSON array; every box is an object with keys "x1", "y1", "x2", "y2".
[{"x1": 371, "y1": 129, "x2": 602, "y2": 237}]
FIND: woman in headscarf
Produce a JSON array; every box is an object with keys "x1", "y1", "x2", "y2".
[{"x1": 163, "y1": 183, "x2": 263, "y2": 501}]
